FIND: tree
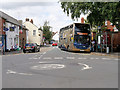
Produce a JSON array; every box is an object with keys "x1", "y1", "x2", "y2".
[
  {"x1": 61, "y1": 2, "x2": 120, "y2": 30},
  {"x1": 42, "y1": 21, "x2": 52, "y2": 43}
]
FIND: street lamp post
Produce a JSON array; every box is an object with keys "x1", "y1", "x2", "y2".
[
  {"x1": 101, "y1": 32, "x2": 103, "y2": 53},
  {"x1": 111, "y1": 31, "x2": 113, "y2": 53},
  {"x1": 105, "y1": 31, "x2": 108, "y2": 53}
]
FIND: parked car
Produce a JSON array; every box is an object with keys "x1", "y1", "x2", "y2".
[
  {"x1": 52, "y1": 43, "x2": 57, "y2": 46},
  {"x1": 23, "y1": 43, "x2": 40, "y2": 53}
]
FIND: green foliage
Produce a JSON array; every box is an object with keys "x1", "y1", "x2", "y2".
[
  {"x1": 38, "y1": 27, "x2": 42, "y2": 30},
  {"x1": 43, "y1": 21, "x2": 52, "y2": 42},
  {"x1": 61, "y1": 2, "x2": 120, "y2": 30}
]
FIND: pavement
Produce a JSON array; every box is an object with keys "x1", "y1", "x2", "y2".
[
  {"x1": 2, "y1": 46, "x2": 118, "y2": 88},
  {"x1": 91, "y1": 52, "x2": 119, "y2": 58},
  {"x1": 1, "y1": 45, "x2": 52, "y2": 56}
]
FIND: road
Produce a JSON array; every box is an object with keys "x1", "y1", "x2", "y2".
[{"x1": 2, "y1": 46, "x2": 118, "y2": 88}]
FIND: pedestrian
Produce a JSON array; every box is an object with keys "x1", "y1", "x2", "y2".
[{"x1": 91, "y1": 40, "x2": 95, "y2": 52}]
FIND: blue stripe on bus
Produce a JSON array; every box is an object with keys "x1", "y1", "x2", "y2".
[{"x1": 74, "y1": 43, "x2": 89, "y2": 49}]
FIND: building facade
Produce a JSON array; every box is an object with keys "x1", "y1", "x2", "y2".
[
  {"x1": 0, "y1": 17, "x2": 6, "y2": 52},
  {"x1": 91, "y1": 20, "x2": 120, "y2": 52},
  {"x1": 0, "y1": 11, "x2": 22, "y2": 51},
  {"x1": 23, "y1": 18, "x2": 43, "y2": 45},
  {"x1": 18, "y1": 20, "x2": 28, "y2": 49}
]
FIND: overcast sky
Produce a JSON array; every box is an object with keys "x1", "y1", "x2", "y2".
[{"x1": 0, "y1": 1, "x2": 87, "y2": 40}]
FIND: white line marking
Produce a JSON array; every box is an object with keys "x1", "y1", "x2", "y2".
[
  {"x1": 78, "y1": 58, "x2": 82, "y2": 59},
  {"x1": 18, "y1": 73, "x2": 33, "y2": 75},
  {"x1": 95, "y1": 58, "x2": 99, "y2": 59},
  {"x1": 6, "y1": 70, "x2": 33, "y2": 75},
  {"x1": 78, "y1": 63, "x2": 92, "y2": 70},
  {"x1": 32, "y1": 58, "x2": 38, "y2": 59},
  {"x1": 39, "y1": 55, "x2": 43, "y2": 59},
  {"x1": 54, "y1": 57, "x2": 63, "y2": 59},
  {"x1": 43, "y1": 57, "x2": 51, "y2": 60},
  {"x1": 39, "y1": 61, "x2": 48, "y2": 63},
  {"x1": 102, "y1": 58, "x2": 110, "y2": 60},
  {"x1": 78, "y1": 58, "x2": 87, "y2": 59},
  {"x1": 66, "y1": 57, "x2": 75, "y2": 59},
  {"x1": 114, "y1": 59, "x2": 119, "y2": 61},
  {"x1": 43, "y1": 52, "x2": 46, "y2": 54},
  {"x1": 90, "y1": 58, "x2": 99, "y2": 59}
]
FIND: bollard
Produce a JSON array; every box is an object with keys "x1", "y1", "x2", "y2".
[{"x1": 106, "y1": 47, "x2": 109, "y2": 54}]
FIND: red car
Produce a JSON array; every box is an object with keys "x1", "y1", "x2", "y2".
[{"x1": 52, "y1": 43, "x2": 57, "y2": 46}]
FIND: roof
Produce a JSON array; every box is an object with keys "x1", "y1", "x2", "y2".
[
  {"x1": 23, "y1": 21, "x2": 39, "y2": 30},
  {"x1": 0, "y1": 11, "x2": 22, "y2": 26}
]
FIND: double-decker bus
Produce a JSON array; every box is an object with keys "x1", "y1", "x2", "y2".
[{"x1": 59, "y1": 23, "x2": 91, "y2": 52}]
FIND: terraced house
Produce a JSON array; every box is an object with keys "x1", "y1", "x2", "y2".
[
  {"x1": 23, "y1": 18, "x2": 43, "y2": 46},
  {"x1": 0, "y1": 11, "x2": 22, "y2": 51}
]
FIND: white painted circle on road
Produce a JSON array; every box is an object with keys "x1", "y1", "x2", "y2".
[{"x1": 31, "y1": 64, "x2": 65, "y2": 70}]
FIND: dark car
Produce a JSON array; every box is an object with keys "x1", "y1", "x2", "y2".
[{"x1": 23, "y1": 43, "x2": 40, "y2": 53}]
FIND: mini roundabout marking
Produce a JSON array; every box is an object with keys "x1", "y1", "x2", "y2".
[{"x1": 31, "y1": 64, "x2": 65, "y2": 70}]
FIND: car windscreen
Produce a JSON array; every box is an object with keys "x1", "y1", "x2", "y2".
[
  {"x1": 25, "y1": 43, "x2": 34, "y2": 47},
  {"x1": 25, "y1": 44, "x2": 30, "y2": 46}
]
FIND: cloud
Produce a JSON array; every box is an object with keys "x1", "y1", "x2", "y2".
[
  {"x1": 0, "y1": 2, "x2": 87, "y2": 40},
  {"x1": 0, "y1": 2, "x2": 58, "y2": 9}
]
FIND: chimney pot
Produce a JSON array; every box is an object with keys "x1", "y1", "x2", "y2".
[
  {"x1": 81, "y1": 17, "x2": 84, "y2": 23},
  {"x1": 30, "y1": 19, "x2": 33, "y2": 24},
  {"x1": 26, "y1": 18, "x2": 29, "y2": 21}
]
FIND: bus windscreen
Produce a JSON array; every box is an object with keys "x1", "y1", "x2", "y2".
[
  {"x1": 75, "y1": 24, "x2": 90, "y2": 33},
  {"x1": 74, "y1": 35, "x2": 90, "y2": 45}
]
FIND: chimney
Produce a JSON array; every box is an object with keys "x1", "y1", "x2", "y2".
[
  {"x1": 26, "y1": 18, "x2": 29, "y2": 21},
  {"x1": 30, "y1": 19, "x2": 33, "y2": 24},
  {"x1": 81, "y1": 17, "x2": 84, "y2": 23}
]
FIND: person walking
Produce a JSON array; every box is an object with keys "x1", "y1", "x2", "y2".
[{"x1": 91, "y1": 40, "x2": 95, "y2": 52}]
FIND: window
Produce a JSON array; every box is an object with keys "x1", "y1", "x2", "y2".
[
  {"x1": 10, "y1": 27, "x2": 14, "y2": 31},
  {"x1": 33, "y1": 30, "x2": 36, "y2": 36}
]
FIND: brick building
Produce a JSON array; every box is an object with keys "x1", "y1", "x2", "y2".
[
  {"x1": 91, "y1": 20, "x2": 120, "y2": 52},
  {"x1": 0, "y1": 17, "x2": 6, "y2": 52},
  {"x1": 18, "y1": 20, "x2": 28, "y2": 49}
]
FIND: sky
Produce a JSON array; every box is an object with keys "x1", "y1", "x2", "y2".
[{"x1": 0, "y1": 0, "x2": 87, "y2": 40}]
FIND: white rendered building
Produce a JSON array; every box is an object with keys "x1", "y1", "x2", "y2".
[{"x1": 23, "y1": 19, "x2": 43, "y2": 45}]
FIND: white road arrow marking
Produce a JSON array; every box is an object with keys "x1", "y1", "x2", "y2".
[
  {"x1": 6, "y1": 70, "x2": 17, "y2": 74},
  {"x1": 78, "y1": 63, "x2": 92, "y2": 70}
]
